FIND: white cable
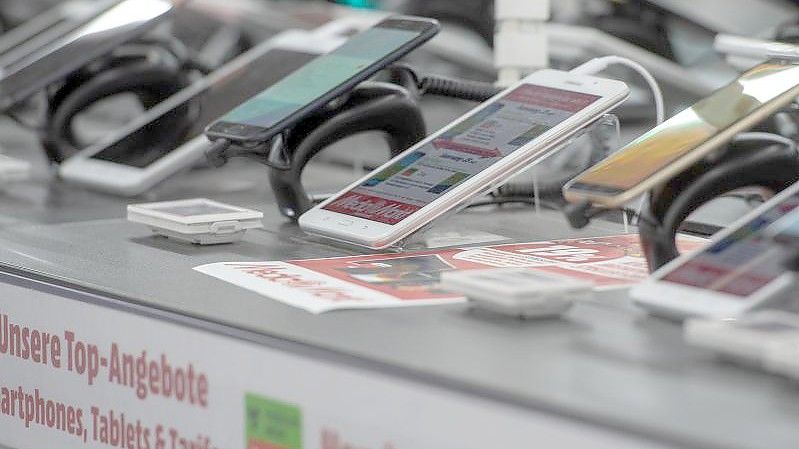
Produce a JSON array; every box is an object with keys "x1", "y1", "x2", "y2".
[
  {"x1": 569, "y1": 56, "x2": 665, "y2": 226},
  {"x1": 569, "y1": 55, "x2": 665, "y2": 125}
]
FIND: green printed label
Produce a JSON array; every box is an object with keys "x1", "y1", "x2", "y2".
[{"x1": 245, "y1": 393, "x2": 302, "y2": 449}]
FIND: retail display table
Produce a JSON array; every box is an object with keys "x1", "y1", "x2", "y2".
[{"x1": 0, "y1": 157, "x2": 798, "y2": 449}]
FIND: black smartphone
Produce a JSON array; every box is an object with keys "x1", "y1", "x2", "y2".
[
  {"x1": 204, "y1": 15, "x2": 439, "y2": 144},
  {"x1": 0, "y1": 0, "x2": 173, "y2": 111}
]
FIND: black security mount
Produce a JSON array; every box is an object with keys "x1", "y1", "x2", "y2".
[
  {"x1": 268, "y1": 78, "x2": 428, "y2": 219},
  {"x1": 637, "y1": 140, "x2": 799, "y2": 271},
  {"x1": 40, "y1": 37, "x2": 211, "y2": 163}
]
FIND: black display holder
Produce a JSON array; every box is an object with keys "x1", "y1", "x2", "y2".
[
  {"x1": 638, "y1": 139, "x2": 799, "y2": 271},
  {"x1": 267, "y1": 79, "x2": 427, "y2": 220}
]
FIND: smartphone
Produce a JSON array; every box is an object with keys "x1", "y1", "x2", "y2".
[
  {"x1": 632, "y1": 180, "x2": 799, "y2": 320},
  {"x1": 564, "y1": 61, "x2": 799, "y2": 208},
  {"x1": 59, "y1": 29, "x2": 348, "y2": 196},
  {"x1": 0, "y1": 0, "x2": 173, "y2": 112},
  {"x1": 205, "y1": 15, "x2": 440, "y2": 144},
  {"x1": 0, "y1": 0, "x2": 119, "y2": 69},
  {"x1": 299, "y1": 69, "x2": 630, "y2": 249}
]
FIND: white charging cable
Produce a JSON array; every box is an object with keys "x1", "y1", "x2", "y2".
[
  {"x1": 569, "y1": 55, "x2": 665, "y2": 126},
  {"x1": 569, "y1": 56, "x2": 666, "y2": 229}
]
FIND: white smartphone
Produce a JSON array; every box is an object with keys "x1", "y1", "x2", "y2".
[
  {"x1": 59, "y1": 29, "x2": 348, "y2": 196},
  {"x1": 632, "y1": 181, "x2": 799, "y2": 320},
  {"x1": 299, "y1": 69, "x2": 629, "y2": 249}
]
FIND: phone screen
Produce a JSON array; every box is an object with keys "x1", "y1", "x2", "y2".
[
  {"x1": 89, "y1": 48, "x2": 319, "y2": 168},
  {"x1": 0, "y1": 0, "x2": 172, "y2": 110},
  {"x1": 209, "y1": 19, "x2": 435, "y2": 138},
  {"x1": 322, "y1": 84, "x2": 601, "y2": 224},
  {"x1": 660, "y1": 191, "x2": 799, "y2": 297},
  {"x1": 568, "y1": 61, "x2": 799, "y2": 195}
]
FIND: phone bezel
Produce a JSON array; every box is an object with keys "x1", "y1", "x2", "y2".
[
  {"x1": 632, "y1": 180, "x2": 799, "y2": 319},
  {"x1": 563, "y1": 61, "x2": 799, "y2": 208},
  {"x1": 299, "y1": 69, "x2": 630, "y2": 249},
  {"x1": 204, "y1": 15, "x2": 440, "y2": 144}
]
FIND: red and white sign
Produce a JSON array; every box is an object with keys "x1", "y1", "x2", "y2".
[
  {"x1": 504, "y1": 84, "x2": 600, "y2": 112},
  {"x1": 322, "y1": 192, "x2": 420, "y2": 225},
  {"x1": 195, "y1": 235, "x2": 706, "y2": 313}
]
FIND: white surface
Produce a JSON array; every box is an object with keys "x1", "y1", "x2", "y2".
[
  {"x1": 495, "y1": 0, "x2": 550, "y2": 20},
  {"x1": 495, "y1": 27, "x2": 548, "y2": 68}
]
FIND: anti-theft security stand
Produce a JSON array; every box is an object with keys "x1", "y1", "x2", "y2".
[{"x1": 292, "y1": 112, "x2": 621, "y2": 253}]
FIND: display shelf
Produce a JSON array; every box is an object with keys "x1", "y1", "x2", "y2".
[{"x1": 0, "y1": 160, "x2": 797, "y2": 449}]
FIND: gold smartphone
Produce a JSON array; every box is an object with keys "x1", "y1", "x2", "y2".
[{"x1": 564, "y1": 61, "x2": 799, "y2": 208}]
